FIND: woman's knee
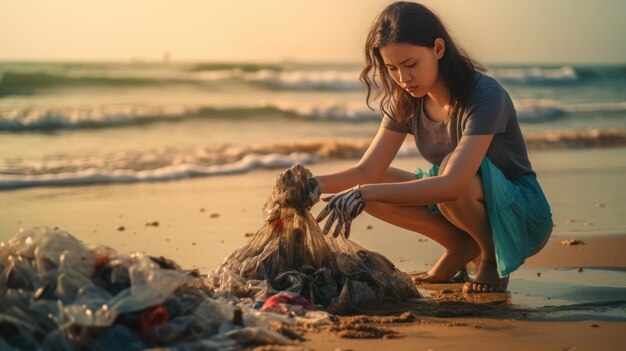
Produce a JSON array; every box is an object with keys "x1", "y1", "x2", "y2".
[{"x1": 436, "y1": 174, "x2": 484, "y2": 215}]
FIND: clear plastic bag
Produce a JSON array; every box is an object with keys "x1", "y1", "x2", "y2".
[{"x1": 208, "y1": 164, "x2": 419, "y2": 314}]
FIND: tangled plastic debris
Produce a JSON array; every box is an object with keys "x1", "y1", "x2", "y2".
[
  {"x1": 208, "y1": 164, "x2": 420, "y2": 314},
  {"x1": 0, "y1": 227, "x2": 300, "y2": 350}
]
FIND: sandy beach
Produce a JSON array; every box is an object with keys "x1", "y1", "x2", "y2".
[{"x1": 1, "y1": 146, "x2": 625, "y2": 350}]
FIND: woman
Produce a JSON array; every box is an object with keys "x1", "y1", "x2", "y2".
[{"x1": 314, "y1": 1, "x2": 552, "y2": 293}]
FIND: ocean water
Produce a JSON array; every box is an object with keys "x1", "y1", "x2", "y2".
[{"x1": 0, "y1": 61, "x2": 625, "y2": 189}]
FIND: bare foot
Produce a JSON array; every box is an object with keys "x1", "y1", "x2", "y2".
[
  {"x1": 412, "y1": 266, "x2": 469, "y2": 284},
  {"x1": 462, "y1": 259, "x2": 509, "y2": 293},
  {"x1": 411, "y1": 244, "x2": 479, "y2": 284}
]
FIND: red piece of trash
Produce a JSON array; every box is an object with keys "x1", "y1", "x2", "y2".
[
  {"x1": 260, "y1": 292, "x2": 318, "y2": 314},
  {"x1": 140, "y1": 305, "x2": 169, "y2": 332},
  {"x1": 95, "y1": 256, "x2": 110, "y2": 269}
]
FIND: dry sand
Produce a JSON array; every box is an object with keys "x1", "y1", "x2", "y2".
[{"x1": 1, "y1": 149, "x2": 625, "y2": 350}]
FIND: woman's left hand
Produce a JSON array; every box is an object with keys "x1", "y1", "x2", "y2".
[{"x1": 315, "y1": 185, "x2": 366, "y2": 238}]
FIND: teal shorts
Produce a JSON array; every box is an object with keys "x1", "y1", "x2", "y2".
[{"x1": 415, "y1": 157, "x2": 553, "y2": 277}]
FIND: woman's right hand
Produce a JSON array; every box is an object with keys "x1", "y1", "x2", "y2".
[{"x1": 315, "y1": 184, "x2": 366, "y2": 238}]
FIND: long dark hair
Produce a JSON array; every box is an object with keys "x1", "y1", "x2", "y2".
[{"x1": 360, "y1": 1, "x2": 486, "y2": 124}]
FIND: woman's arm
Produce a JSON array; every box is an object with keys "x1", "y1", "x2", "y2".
[
  {"x1": 315, "y1": 126, "x2": 407, "y2": 194},
  {"x1": 360, "y1": 134, "x2": 494, "y2": 205}
]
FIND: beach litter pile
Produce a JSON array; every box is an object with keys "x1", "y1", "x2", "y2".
[
  {"x1": 208, "y1": 164, "x2": 419, "y2": 314},
  {"x1": 0, "y1": 227, "x2": 307, "y2": 350}
]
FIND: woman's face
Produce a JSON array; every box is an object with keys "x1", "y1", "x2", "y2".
[{"x1": 378, "y1": 39, "x2": 445, "y2": 98}]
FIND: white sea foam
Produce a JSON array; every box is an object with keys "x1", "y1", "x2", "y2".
[
  {"x1": 3, "y1": 131, "x2": 624, "y2": 190},
  {"x1": 0, "y1": 139, "x2": 402, "y2": 189},
  {"x1": 488, "y1": 66, "x2": 579, "y2": 84},
  {"x1": 2, "y1": 98, "x2": 624, "y2": 131},
  {"x1": 0, "y1": 102, "x2": 380, "y2": 131},
  {"x1": 0, "y1": 152, "x2": 316, "y2": 189},
  {"x1": 240, "y1": 69, "x2": 363, "y2": 90}
]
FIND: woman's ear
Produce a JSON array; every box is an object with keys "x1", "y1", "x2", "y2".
[{"x1": 435, "y1": 37, "x2": 445, "y2": 60}]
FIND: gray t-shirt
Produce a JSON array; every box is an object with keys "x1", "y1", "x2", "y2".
[{"x1": 381, "y1": 70, "x2": 533, "y2": 180}]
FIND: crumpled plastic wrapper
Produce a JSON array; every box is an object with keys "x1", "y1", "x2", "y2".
[{"x1": 208, "y1": 164, "x2": 420, "y2": 314}]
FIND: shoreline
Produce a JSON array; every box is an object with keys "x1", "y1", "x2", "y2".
[{"x1": 1, "y1": 137, "x2": 626, "y2": 192}]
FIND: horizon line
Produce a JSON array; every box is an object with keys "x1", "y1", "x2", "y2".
[{"x1": 0, "y1": 57, "x2": 624, "y2": 67}]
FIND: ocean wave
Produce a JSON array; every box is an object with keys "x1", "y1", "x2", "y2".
[
  {"x1": 2, "y1": 131, "x2": 625, "y2": 190},
  {"x1": 2, "y1": 98, "x2": 624, "y2": 131},
  {"x1": 487, "y1": 66, "x2": 580, "y2": 84},
  {"x1": 0, "y1": 71, "x2": 195, "y2": 95},
  {"x1": 239, "y1": 70, "x2": 362, "y2": 90},
  {"x1": 184, "y1": 68, "x2": 362, "y2": 90},
  {"x1": 488, "y1": 64, "x2": 626, "y2": 85},
  {"x1": 0, "y1": 139, "x2": 402, "y2": 189},
  {"x1": 0, "y1": 69, "x2": 363, "y2": 95},
  {"x1": 0, "y1": 152, "x2": 316, "y2": 189},
  {"x1": 0, "y1": 139, "x2": 380, "y2": 189},
  {"x1": 3, "y1": 64, "x2": 624, "y2": 95},
  {"x1": 524, "y1": 129, "x2": 626, "y2": 149},
  {"x1": 514, "y1": 99, "x2": 626, "y2": 122},
  {"x1": 0, "y1": 103, "x2": 379, "y2": 131}
]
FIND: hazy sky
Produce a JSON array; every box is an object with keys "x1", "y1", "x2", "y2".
[{"x1": 1, "y1": 0, "x2": 624, "y2": 64}]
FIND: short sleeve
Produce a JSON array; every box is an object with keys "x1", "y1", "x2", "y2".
[
  {"x1": 381, "y1": 113, "x2": 411, "y2": 134},
  {"x1": 462, "y1": 87, "x2": 509, "y2": 136}
]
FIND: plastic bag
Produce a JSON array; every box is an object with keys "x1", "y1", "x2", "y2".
[{"x1": 208, "y1": 164, "x2": 419, "y2": 314}]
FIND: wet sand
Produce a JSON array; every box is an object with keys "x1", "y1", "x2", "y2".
[
  {"x1": 526, "y1": 234, "x2": 626, "y2": 268},
  {"x1": 298, "y1": 317, "x2": 624, "y2": 351},
  {"x1": 1, "y1": 147, "x2": 625, "y2": 350}
]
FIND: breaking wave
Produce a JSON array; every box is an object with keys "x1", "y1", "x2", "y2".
[
  {"x1": 1, "y1": 99, "x2": 624, "y2": 131},
  {"x1": 2, "y1": 131, "x2": 625, "y2": 190}
]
